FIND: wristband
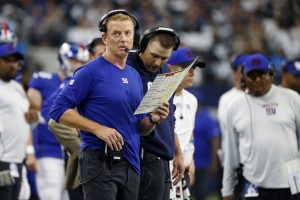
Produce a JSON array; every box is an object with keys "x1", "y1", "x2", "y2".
[
  {"x1": 149, "y1": 114, "x2": 159, "y2": 125},
  {"x1": 26, "y1": 145, "x2": 35, "y2": 155}
]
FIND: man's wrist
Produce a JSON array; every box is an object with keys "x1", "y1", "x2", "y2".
[
  {"x1": 26, "y1": 145, "x2": 35, "y2": 155},
  {"x1": 149, "y1": 113, "x2": 159, "y2": 125}
]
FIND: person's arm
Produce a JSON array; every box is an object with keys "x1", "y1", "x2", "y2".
[
  {"x1": 27, "y1": 88, "x2": 42, "y2": 110},
  {"x1": 25, "y1": 130, "x2": 37, "y2": 173},
  {"x1": 209, "y1": 135, "x2": 220, "y2": 175},
  {"x1": 57, "y1": 109, "x2": 124, "y2": 151},
  {"x1": 48, "y1": 119, "x2": 81, "y2": 155},
  {"x1": 172, "y1": 133, "x2": 185, "y2": 185},
  {"x1": 222, "y1": 108, "x2": 239, "y2": 199},
  {"x1": 186, "y1": 133, "x2": 195, "y2": 177},
  {"x1": 25, "y1": 88, "x2": 45, "y2": 128},
  {"x1": 140, "y1": 102, "x2": 170, "y2": 136}
]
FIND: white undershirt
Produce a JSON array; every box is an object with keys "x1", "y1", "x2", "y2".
[{"x1": 173, "y1": 89, "x2": 198, "y2": 153}]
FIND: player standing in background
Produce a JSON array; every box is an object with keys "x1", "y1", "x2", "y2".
[{"x1": 27, "y1": 42, "x2": 89, "y2": 200}]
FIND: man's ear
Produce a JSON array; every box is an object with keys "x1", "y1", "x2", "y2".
[{"x1": 101, "y1": 34, "x2": 107, "y2": 45}]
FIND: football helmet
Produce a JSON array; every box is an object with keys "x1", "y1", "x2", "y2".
[
  {"x1": 58, "y1": 42, "x2": 89, "y2": 76},
  {"x1": 0, "y1": 22, "x2": 17, "y2": 45}
]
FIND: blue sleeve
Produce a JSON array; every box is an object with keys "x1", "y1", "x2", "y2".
[
  {"x1": 28, "y1": 72, "x2": 53, "y2": 89},
  {"x1": 50, "y1": 67, "x2": 93, "y2": 122}
]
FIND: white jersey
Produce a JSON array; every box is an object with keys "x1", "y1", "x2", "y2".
[
  {"x1": 217, "y1": 87, "x2": 244, "y2": 166},
  {"x1": 218, "y1": 87, "x2": 244, "y2": 136},
  {"x1": 0, "y1": 80, "x2": 30, "y2": 163},
  {"x1": 173, "y1": 89, "x2": 198, "y2": 152},
  {"x1": 222, "y1": 85, "x2": 300, "y2": 196},
  {"x1": 171, "y1": 89, "x2": 197, "y2": 200}
]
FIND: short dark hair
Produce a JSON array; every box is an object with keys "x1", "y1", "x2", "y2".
[
  {"x1": 151, "y1": 33, "x2": 177, "y2": 50},
  {"x1": 86, "y1": 38, "x2": 104, "y2": 55}
]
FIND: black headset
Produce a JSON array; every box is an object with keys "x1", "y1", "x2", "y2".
[
  {"x1": 139, "y1": 26, "x2": 180, "y2": 53},
  {"x1": 98, "y1": 9, "x2": 140, "y2": 48},
  {"x1": 240, "y1": 65, "x2": 247, "y2": 90},
  {"x1": 240, "y1": 56, "x2": 276, "y2": 90}
]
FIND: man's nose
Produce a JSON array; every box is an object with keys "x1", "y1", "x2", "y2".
[{"x1": 154, "y1": 58, "x2": 162, "y2": 67}]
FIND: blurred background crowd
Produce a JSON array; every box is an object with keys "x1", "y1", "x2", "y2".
[
  {"x1": 1, "y1": 1, "x2": 300, "y2": 199},
  {"x1": 1, "y1": 0, "x2": 300, "y2": 109}
]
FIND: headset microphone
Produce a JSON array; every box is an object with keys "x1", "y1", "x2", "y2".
[{"x1": 125, "y1": 48, "x2": 138, "y2": 53}]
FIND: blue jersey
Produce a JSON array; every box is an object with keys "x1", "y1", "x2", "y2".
[
  {"x1": 41, "y1": 77, "x2": 72, "y2": 122},
  {"x1": 28, "y1": 72, "x2": 63, "y2": 159},
  {"x1": 50, "y1": 57, "x2": 146, "y2": 174},
  {"x1": 193, "y1": 108, "x2": 220, "y2": 169},
  {"x1": 127, "y1": 53, "x2": 176, "y2": 160}
]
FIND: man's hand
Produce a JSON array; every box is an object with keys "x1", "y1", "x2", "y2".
[
  {"x1": 94, "y1": 125, "x2": 124, "y2": 151},
  {"x1": 150, "y1": 102, "x2": 170, "y2": 124},
  {"x1": 26, "y1": 154, "x2": 37, "y2": 173},
  {"x1": 171, "y1": 153, "x2": 185, "y2": 185},
  {"x1": 186, "y1": 159, "x2": 195, "y2": 176},
  {"x1": 24, "y1": 109, "x2": 39, "y2": 123},
  {"x1": 223, "y1": 195, "x2": 235, "y2": 200}
]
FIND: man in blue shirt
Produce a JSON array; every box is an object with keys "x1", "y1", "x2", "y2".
[
  {"x1": 27, "y1": 41, "x2": 89, "y2": 200},
  {"x1": 280, "y1": 60, "x2": 300, "y2": 93},
  {"x1": 192, "y1": 92, "x2": 221, "y2": 200},
  {"x1": 46, "y1": 38, "x2": 106, "y2": 200},
  {"x1": 126, "y1": 26, "x2": 185, "y2": 200},
  {"x1": 50, "y1": 10, "x2": 169, "y2": 200}
]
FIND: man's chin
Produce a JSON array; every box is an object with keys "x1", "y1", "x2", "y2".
[
  {"x1": 6, "y1": 72, "x2": 17, "y2": 81},
  {"x1": 2, "y1": 76, "x2": 15, "y2": 82}
]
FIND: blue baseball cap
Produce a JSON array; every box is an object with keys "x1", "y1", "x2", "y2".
[
  {"x1": 244, "y1": 53, "x2": 272, "y2": 74},
  {"x1": 0, "y1": 43, "x2": 23, "y2": 59},
  {"x1": 231, "y1": 54, "x2": 248, "y2": 70},
  {"x1": 282, "y1": 61, "x2": 300, "y2": 76},
  {"x1": 167, "y1": 47, "x2": 205, "y2": 68}
]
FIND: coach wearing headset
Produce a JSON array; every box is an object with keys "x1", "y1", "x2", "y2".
[
  {"x1": 50, "y1": 10, "x2": 169, "y2": 200},
  {"x1": 280, "y1": 60, "x2": 300, "y2": 94},
  {"x1": 126, "y1": 26, "x2": 185, "y2": 200},
  {"x1": 222, "y1": 53, "x2": 300, "y2": 200}
]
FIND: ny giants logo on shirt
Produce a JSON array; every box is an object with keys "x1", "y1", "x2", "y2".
[
  {"x1": 121, "y1": 78, "x2": 128, "y2": 84},
  {"x1": 262, "y1": 103, "x2": 278, "y2": 116}
]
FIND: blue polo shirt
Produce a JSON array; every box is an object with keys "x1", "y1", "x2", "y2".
[{"x1": 50, "y1": 56, "x2": 146, "y2": 174}]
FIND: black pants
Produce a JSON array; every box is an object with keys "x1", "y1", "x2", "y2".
[
  {"x1": 0, "y1": 161, "x2": 22, "y2": 200},
  {"x1": 68, "y1": 185, "x2": 84, "y2": 200},
  {"x1": 79, "y1": 147, "x2": 139, "y2": 200},
  {"x1": 244, "y1": 187, "x2": 300, "y2": 200},
  {"x1": 242, "y1": 177, "x2": 300, "y2": 200},
  {"x1": 138, "y1": 150, "x2": 171, "y2": 200}
]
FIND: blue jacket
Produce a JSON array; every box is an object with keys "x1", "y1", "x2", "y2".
[{"x1": 127, "y1": 53, "x2": 176, "y2": 160}]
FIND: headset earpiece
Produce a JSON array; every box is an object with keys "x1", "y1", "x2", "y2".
[
  {"x1": 240, "y1": 65, "x2": 246, "y2": 90},
  {"x1": 139, "y1": 26, "x2": 180, "y2": 53},
  {"x1": 265, "y1": 56, "x2": 277, "y2": 77},
  {"x1": 98, "y1": 9, "x2": 140, "y2": 48}
]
